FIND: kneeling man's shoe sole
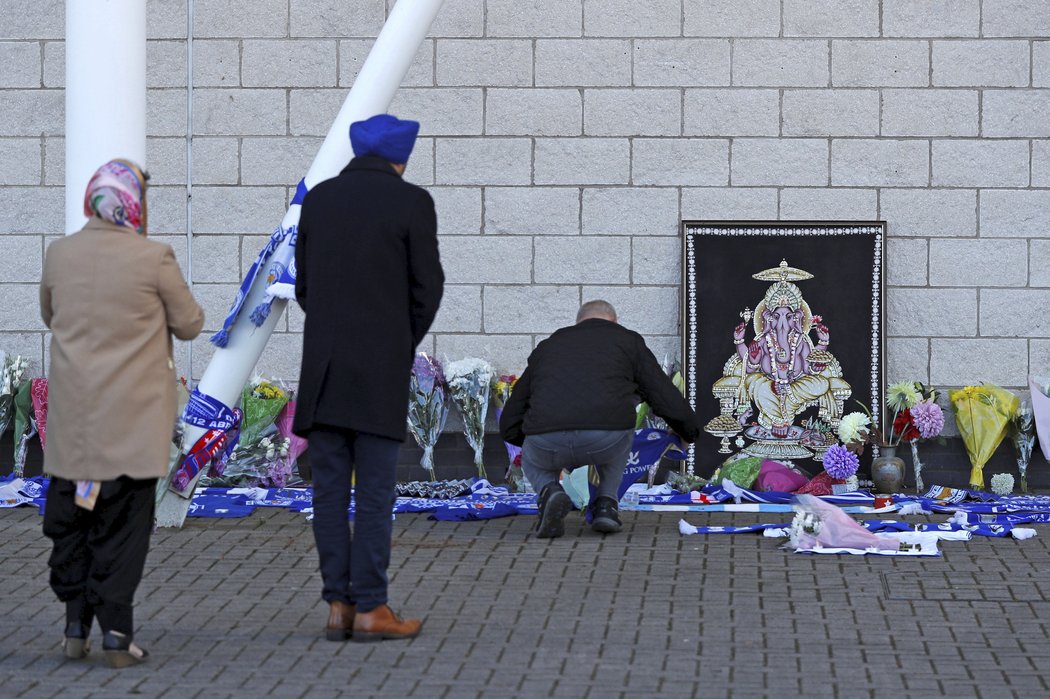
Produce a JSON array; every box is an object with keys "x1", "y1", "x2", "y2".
[
  {"x1": 591, "y1": 515, "x2": 622, "y2": 534},
  {"x1": 536, "y1": 491, "x2": 572, "y2": 539}
]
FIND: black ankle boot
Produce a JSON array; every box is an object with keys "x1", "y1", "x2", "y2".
[
  {"x1": 102, "y1": 630, "x2": 149, "y2": 668},
  {"x1": 62, "y1": 600, "x2": 93, "y2": 659},
  {"x1": 62, "y1": 622, "x2": 91, "y2": 660}
]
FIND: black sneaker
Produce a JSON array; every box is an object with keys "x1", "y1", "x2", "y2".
[
  {"x1": 589, "y1": 496, "x2": 622, "y2": 534},
  {"x1": 536, "y1": 483, "x2": 572, "y2": 539}
]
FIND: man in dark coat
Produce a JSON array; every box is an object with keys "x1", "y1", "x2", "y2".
[
  {"x1": 293, "y1": 113, "x2": 444, "y2": 642},
  {"x1": 499, "y1": 300, "x2": 700, "y2": 539}
]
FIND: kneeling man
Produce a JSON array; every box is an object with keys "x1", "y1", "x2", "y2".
[{"x1": 499, "y1": 300, "x2": 700, "y2": 538}]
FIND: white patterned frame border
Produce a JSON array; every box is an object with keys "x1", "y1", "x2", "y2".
[{"x1": 681, "y1": 221, "x2": 886, "y2": 475}]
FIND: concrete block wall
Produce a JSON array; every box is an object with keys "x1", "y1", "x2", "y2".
[{"x1": 3, "y1": 0, "x2": 1050, "y2": 404}]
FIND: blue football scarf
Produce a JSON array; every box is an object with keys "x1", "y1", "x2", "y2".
[
  {"x1": 210, "y1": 180, "x2": 307, "y2": 347},
  {"x1": 182, "y1": 388, "x2": 239, "y2": 431}
]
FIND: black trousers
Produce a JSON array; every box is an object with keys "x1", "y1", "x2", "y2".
[
  {"x1": 42, "y1": 476, "x2": 157, "y2": 635},
  {"x1": 308, "y1": 426, "x2": 400, "y2": 613}
]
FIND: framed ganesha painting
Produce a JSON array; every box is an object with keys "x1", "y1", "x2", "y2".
[{"x1": 681, "y1": 221, "x2": 886, "y2": 475}]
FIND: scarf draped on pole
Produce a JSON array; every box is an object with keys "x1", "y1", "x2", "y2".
[{"x1": 210, "y1": 179, "x2": 307, "y2": 347}]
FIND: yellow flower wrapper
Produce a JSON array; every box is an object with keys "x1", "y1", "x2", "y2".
[{"x1": 950, "y1": 384, "x2": 1019, "y2": 490}]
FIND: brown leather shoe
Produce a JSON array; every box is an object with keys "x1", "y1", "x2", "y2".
[
  {"x1": 352, "y1": 604, "x2": 422, "y2": 643},
  {"x1": 324, "y1": 600, "x2": 356, "y2": 641}
]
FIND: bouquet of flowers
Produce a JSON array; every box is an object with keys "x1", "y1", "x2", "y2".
[
  {"x1": 788, "y1": 494, "x2": 900, "y2": 552},
  {"x1": 491, "y1": 373, "x2": 528, "y2": 491},
  {"x1": 950, "y1": 384, "x2": 1018, "y2": 490},
  {"x1": 446, "y1": 357, "x2": 494, "y2": 480},
  {"x1": 219, "y1": 434, "x2": 291, "y2": 487},
  {"x1": 407, "y1": 354, "x2": 450, "y2": 480},
  {"x1": 204, "y1": 376, "x2": 291, "y2": 487},
  {"x1": 1030, "y1": 376, "x2": 1050, "y2": 467},
  {"x1": 274, "y1": 400, "x2": 307, "y2": 487},
  {"x1": 1011, "y1": 401, "x2": 1035, "y2": 494},
  {"x1": 0, "y1": 352, "x2": 30, "y2": 438},
  {"x1": 240, "y1": 377, "x2": 289, "y2": 444},
  {"x1": 11, "y1": 377, "x2": 36, "y2": 477}
]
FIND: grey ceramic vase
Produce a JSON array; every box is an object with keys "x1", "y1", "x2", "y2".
[{"x1": 871, "y1": 446, "x2": 905, "y2": 494}]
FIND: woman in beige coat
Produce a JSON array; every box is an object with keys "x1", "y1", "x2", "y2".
[{"x1": 39, "y1": 159, "x2": 203, "y2": 667}]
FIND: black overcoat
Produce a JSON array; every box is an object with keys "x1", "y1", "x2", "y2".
[{"x1": 293, "y1": 156, "x2": 444, "y2": 440}]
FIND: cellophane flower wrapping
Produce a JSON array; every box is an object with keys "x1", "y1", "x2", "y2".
[
  {"x1": 12, "y1": 379, "x2": 36, "y2": 477},
  {"x1": 1011, "y1": 399, "x2": 1035, "y2": 494},
  {"x1": 240, "y1": 377, "x2": 290, "y2": 444},
  {"x1": 491, "y1": 373, "x2": 527, "y2": 491},
  {"x1": 216, "y1": 432, "x2": 292, "y2": 487},
  {"x1": 0, "y1": 353, "x2": 30, "y2": 439},
  {"x1": 791, "y1": 494, "x2": 900, "y2": 551},
  {"x1": 204, "y1": 377, "x2": 291, "y2": 487},
  {"x1": 31, "y1": 378, "x2": 48, "y2": 449},
  {"x1": 407, "y1": 353, "x2": 450, "y2": 480},
  {"x1": 446, "y1": 357, "x2": 494, "y2": 480},
  {"x1": 950, "y1": 384, "x2": 1019, "y2": 490},
  {"x1": 1029, "y1": 376, "x2": 1050, "y2": 478},
  {"x1": 274, "y1": 400, "x2": 308, "y2": 487}
]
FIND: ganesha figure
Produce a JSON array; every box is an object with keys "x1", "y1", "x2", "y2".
[{"x1": 707, "y1": 260, "x2": 851, "y2": 460}]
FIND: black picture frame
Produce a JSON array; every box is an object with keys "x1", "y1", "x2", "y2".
[{"x1": 681, "y1": 221, "x2": 886, "y2": 476}]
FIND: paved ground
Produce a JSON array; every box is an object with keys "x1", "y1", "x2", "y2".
[{"x1": 1, "y1": 504, "x2": 1048, "y2": 698}]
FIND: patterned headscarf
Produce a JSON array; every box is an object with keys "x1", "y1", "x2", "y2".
[{"x1": 83, "y1": 159, "x2": 148, "y2": 234}]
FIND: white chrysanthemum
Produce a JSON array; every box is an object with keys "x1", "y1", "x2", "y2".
[
  {"x1": 887, "y1": 381, "x2": 921, "y2": 411},
  {"x1": 990, "y1": 473, "x2": 1015, "y2": 496},
  {"x1": 844, "y1": 475, "x2": 859, "y2": 492},
  {"x1": 837, "y1": 412, "x2": 871, "y2": 444},
  {"x1": 445, "y1": 357, "x2": 494, "y2": 382}
]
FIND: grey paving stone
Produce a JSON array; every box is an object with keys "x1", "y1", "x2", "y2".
[{"x1": 2, "y1": 506, "x2": 1050, "y2": 696}]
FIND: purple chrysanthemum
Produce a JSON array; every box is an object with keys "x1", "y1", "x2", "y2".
[
  {"x1": 911, "y1": 400, "x2": 944, "y2": 439},
  {"x1": 822, "y1": 444, "x2": 860, "y2": 479}
]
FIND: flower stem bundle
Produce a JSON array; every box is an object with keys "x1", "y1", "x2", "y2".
[
  {"x1": 446, "y1": 357, "x2": 494, "y2": 480},
  {"x1": 407, "y1": 354, "x2": 450, "y2": 480}
]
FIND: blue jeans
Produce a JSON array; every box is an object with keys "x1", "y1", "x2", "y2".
[
  {"x1": 308, "y1": 426, "x2": 400, "y2": 613},
  {"x1": 521, "y1": 429, "x2": 634, "y2": 501}
]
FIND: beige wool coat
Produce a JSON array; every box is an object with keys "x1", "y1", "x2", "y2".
[{"x1": 39, "y1": 217, "x2": 204, "y2": 481}]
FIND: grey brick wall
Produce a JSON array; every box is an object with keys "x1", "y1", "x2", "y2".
[{"x1": 3, "y1": 0, "x2": 1050, "y2": 401}]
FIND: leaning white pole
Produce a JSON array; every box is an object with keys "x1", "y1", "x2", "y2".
[
  {"x1": 156, "y1": 0, "x2": 446, "y2": 526},
  {"x1": 65, "y1": 0, "x2": 147, "y2": 234}
]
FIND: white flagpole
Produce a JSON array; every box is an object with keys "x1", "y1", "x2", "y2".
[
  {"x1": 156, "y1": 0, "x2": 446, "y2": 527},
  {"x1": 65, "y1": 0, "x2": 147, "y2": 234}
]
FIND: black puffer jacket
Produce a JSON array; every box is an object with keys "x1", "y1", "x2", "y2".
[{"x1": 499, "y1": 318, "x2": 700, "y2": 446}]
